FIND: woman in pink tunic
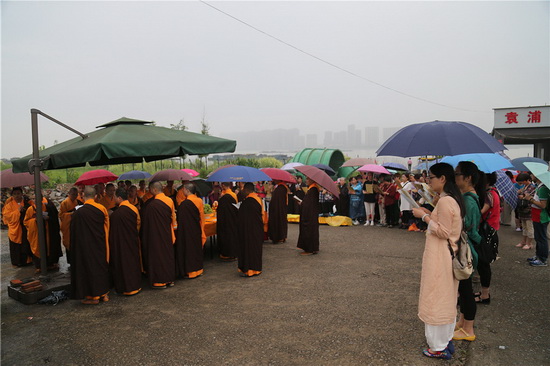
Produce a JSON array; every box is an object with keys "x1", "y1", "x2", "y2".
[{"x1": 413, "y1": 163, "x2": 464, "y2": 360}]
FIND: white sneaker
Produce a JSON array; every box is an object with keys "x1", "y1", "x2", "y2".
[
  {"x1": 370, "y1": 220, "x2": 374, "y2": 226},
  {"x1": 515, "y1": 228, "x2": 522, "y2": 232},
  {"x1": 353, "y1": 220, "x2": 359, "y2": 225},
  {"x1": 363, "y1": 221, "x2": 369, "y2": 226}
]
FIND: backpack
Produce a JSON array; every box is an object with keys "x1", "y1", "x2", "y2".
[{"x1": 477, "y1": 219, "x2": 499, "y2": 263}]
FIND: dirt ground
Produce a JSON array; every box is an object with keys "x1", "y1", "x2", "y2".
[{"x1": 1, "y1": 222, "x2": 549, "y2": 365}]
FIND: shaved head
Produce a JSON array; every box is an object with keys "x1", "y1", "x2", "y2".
[
  {"x1": 149, "y1": 181, "x2": 163, "y2": 194},
  {"x1": 84, "y1": 186, "x2": 96, "y2": 199}
]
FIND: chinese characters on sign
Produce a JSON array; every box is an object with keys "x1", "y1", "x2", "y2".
[{"x1": 505, "y1": 110, "x2": 542, "y2": 124}]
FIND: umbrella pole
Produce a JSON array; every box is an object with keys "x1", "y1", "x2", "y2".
[{"x1": 30, "y1": 110, "x2": 48, "y2": 277}]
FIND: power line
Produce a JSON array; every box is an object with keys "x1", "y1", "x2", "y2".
[{"x1": 200, "y1": 0, "x2": 488, "y2": 113}]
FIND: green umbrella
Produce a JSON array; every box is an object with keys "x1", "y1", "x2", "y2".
[
  {"x1": 12, "y1": 117, "x2": 236, "y2": 172},
  {"x1": 524, "y1": 162, "x2": 550, "y2": 188}
]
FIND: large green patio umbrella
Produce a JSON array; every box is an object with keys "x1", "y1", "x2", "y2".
[{"x1": 12, "y1": 117, "x2": 236, "y2": 172}]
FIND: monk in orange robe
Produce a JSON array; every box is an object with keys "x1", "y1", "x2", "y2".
[
  {"x1": 70, "y1": 186, "x2": 110, "y2": 304},
  {"x1": 98, "y1": 183, "x2": 116, "y2": 211},
  {"x1": 127, "y1": 185, "x2": 142, "y2": 210},
  {"x1": 137, "y1": 180, "x2": 147, "y2": 199},
  {"x1": 297, "y1": 178, "x2": 320, "y2": 255},
  {"x1": 58, "y1": 187, "x2": 83, "y2": 264},
  {"x1": 175, "y1": 182, "x2": 206, "y2": 279},
  {"x1": 217, "y1": 182, "x2": 239, "y2": 261},
  {"x1": 24, "y1": 192, "x2": 63, "y2": 272},
  {"x1": 141, "y1": 181, "x2": 176, "y2": 289},
  {"x1": 163, "y1": 180, "x2": 176, "y2": 198},
  {"x1": 238, "y1": 183, "x2": 265, "y2": 277},
  {"x1": 2, "y1": 187, "x2": 32, "y2": 267},
  {"x1": 268, "y1": 180, "x2": 289, "y2": 244},
  {"x1": 175, "y1": 181, "x2": 190, "y2": 207},
  {"x1": 109, "y1": 188, "x2": 142, "y2": 296}
]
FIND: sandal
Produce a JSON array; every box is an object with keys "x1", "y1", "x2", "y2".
[
  {"x1": 422, "y1": 348, "x2": 452, "y2": 360},
  {"x1": 453, "y1": 328, "x2": 476, "y2": 341},
  {"x1": 516, "y1": 243, "x2": 525, "y2": 248},
  {"x1": 522, "y1": 245, "x2": 532, "y2": 250},
  {"x1": 475, "y1": 294, "x2": 491, "y2": 304}
]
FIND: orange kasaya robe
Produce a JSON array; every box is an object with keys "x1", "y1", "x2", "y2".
[
  {"x1": 23, "y1": 198, "x2": 49, "y2": 258},
  {"x1": 186, "y1": 194, "x2": 206, "y2": 246},
  {"x1": 137, "y1": 188, "x2": 147, "y2": 199},
  {"x1": 2, "y1": 197, "x2": 25, "y2": 244},
  {"x1": 142, "y1": 191, "x2": 153, "y2": 203},
  {"x1": 58, "y1": 197, "x2": 79, "y2": 250},
  {"x1": 220, "y1": 188, "x2": 238, "y2": 202},
  {"x1": 98, "y1": 194, "x2": 116, "y2": 211},
  {"x1": 155, "y1": 193, "x2": 177, "y2": 244},
  {"x1": 248, "y1": 192, "x2": 268, "y2": 233},
  {"x1": 176, "y1": 189, "x2": 187, "y2": 207},
  {"x1": 163, "y1": 186, "x2": 176, "y2": 197}
]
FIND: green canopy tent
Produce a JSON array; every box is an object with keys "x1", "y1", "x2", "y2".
[{"x1": 12, "y1": 117, "x2": 236, "y2": 172}]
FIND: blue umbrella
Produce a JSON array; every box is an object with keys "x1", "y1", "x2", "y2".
[
  {"x1": 312, "y1": 163, "x2": 336, "y2": 176},
  {"x1": 495, "y1": 170, "x2": 518, "y2": 210},
  {"x1": 412, "y1": 160, "x2": 438, "y2": 171},
  {"x1": 511, "y1": 157, "x2": 548, "y2": 172},
  {"x1": 206, "y1": 165, "x2": 272, "y2": 182},
  {"x1": 118, "y1": 170, "x2": 152, "y2": 180},
  {"x1": 440, "y1": 153, "x2": 513, "y2": 173},
  {"x1": 376, "y1": 120, "x2": 506, "y2": 157},
  {"x1": 382, "y1": 162, "x2": 408, "y2": 171}
]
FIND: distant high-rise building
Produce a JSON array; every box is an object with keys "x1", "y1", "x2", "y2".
[
  {"x1": 305, "y1": 134, "x2": 318, "y2": 148},
  {"x1": 364, "y1": 127, "x2": 379, "y2": 147},
  {"x1": 346, "y1": 124, "x2": 361, "y2": 148},
  {"x1": 324, "y1": 131, "x2": 333, "y2": 147},
  {"x1": 334, "y1": 131, "x2": 347, "y2": 147}
]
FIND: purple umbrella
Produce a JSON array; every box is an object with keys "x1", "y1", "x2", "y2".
[
  {"x1": 376, "y1": 120, "x2": 506, "y2": 157},
  {"x1": 382, "y1": 162, "x2": 408, "y2": 171}
]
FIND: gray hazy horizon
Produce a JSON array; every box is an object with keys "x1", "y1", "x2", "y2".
[{"x1": 2, "y1": 1, "x2": 548, "y2": 160}]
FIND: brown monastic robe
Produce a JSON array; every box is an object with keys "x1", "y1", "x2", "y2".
[
  {"x1": 268, "y1": 183, "x2": 289, "y2": 243},
  {"x1": 217, "y1": 189, "x2": 239, "y2": 259},
  {"x1": 59, "y1": 196, "x2": 83, "y2": 264},
  {"x1": 70, "y1": 199, "x2": 110, "y2": 299},
  {"x1": 109, "y1": 201, "x2": 142, "y2": 295},
  {"x1": 238, "y1": 193, "x2": 264, "y2": 276},
  {"x1": 297, "y1": 184, "x2": 320, "y2": 253},
  {"x1": 141, "y1": 193, "x2": 176, "y2": 286},
  {"x1": 175, "y1": 194, "x2": 206, "y2": 278}
]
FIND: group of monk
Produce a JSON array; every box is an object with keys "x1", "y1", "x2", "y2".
[{"x1": 2, "y1": 175, "x2": 322, "y2": 305}]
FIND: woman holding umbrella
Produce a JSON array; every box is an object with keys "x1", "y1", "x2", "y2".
[{"x1": 412, "y1": 163, "x2": 465, "y2": 359}]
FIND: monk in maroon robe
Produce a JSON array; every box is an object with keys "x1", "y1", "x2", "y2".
[
  {"x1": 217, "y1": 182, "x2": 239, "y2": 261},
  {"x1": 238, "y1": 183, "x2": 264, "y2": 277},
  {"x1": 175, "y1": 182, "x2": 206, "y2": 279},
  {"x1": 268, "y1": 180, "x2": 288, "y2": 244},
  {"x1": 141, "y1": 181, "x2": 176, "y2": 289},
  {"x1": 109, "y1": 188, "x2": 142, "y2": 296},
  {"x1": 297, "y1": 178, "x2": 320, "y2": 255},
  {"x1": 70, "y1": 186, "x2": 110, "y2": 304}
]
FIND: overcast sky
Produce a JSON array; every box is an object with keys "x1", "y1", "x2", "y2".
[{"x1": 2, "y1": 1, "x2": 549, "y2": 158}]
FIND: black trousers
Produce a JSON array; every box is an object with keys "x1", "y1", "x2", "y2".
[
  {"x1": 458, "y1": 277, "x2": 477, "y2": 321},
  {"x1": 477, "y1": 257, "x2": 492, "y2": 288}
]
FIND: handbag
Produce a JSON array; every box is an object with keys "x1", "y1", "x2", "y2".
[{"x1": 447, "y1": 230, "x2": 474, "y2": 280}]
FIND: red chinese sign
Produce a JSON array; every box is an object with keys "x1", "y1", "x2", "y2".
[{"x1": 505, "y1": 110, "x2": 542, "y2": 124}]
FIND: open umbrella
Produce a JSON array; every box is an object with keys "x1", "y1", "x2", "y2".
[
  {"x1": 0, "y1": 168, "x2": 49, "y2": 188},
  {"x1": 312, "y1": 163, "x2": 336, "y2": 176},
  {"x1": 382, "y1": 162, "x2": 408, "y2": 171},
  {"x1": 118, "y1": 170, "x2": 152, "y2": 180},
  {"x1": 341, "y1": 157, "x2": 376, "y2": 168},
  {"x1": 207, "y1": 164, "x2": 236, "y2": 178},
  {"x1": 75, "y1": 169, "x2": 118, "y2": 186},
  {"x1": 12, "y1": 117, "x2": 236, "y2": 172},
  {"x1": 495, "y1": 170, "x2": 518, "y2": 210},
  {"x1": 206, "y1": 165, "x2": 271, "y2": 183},
  {"x1": 511, "y1": 157, "x2": 548, "y2": 172},
  {"x1": 412, "y1": 160, "x2": 438, "y2": 171},
  {"x1": 181, "y1": 168, "x2": 200, "y2": 177},
  {"x1": 376, "y1": 120, "x2": 506, "y2": 157},
  {"x1": 150, "y1": 169, "x2": 193, "y2": 182},
  {"x1": 524, "y1": 162, "x2": 550, "y2": 188},
  {"x1": 260, "y1": 168, "x2": 297, "y2": 183},
  {"x1": 440, "y1": 153, "x2": 513, "y2": 173},
  {"x1": 192, "y1": 178, "x2": 213, "y2": 197},
  {"x1": 281, "y1": 162, "x2": 304, "y2": 171},
  {"x1": 295, "y1": 165, "x2": 339, "y2": 198},
  {"x1": 358, "y1": 164, "x2": 391, "y2": 175}
]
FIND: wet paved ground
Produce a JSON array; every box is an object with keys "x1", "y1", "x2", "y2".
[{"x1": 1, "y1": 223, "x2": 549, "y2": 365}]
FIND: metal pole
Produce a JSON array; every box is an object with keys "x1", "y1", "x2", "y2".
[{"x1": 30, "y1": 109, "x2": 48, "y2": 277}]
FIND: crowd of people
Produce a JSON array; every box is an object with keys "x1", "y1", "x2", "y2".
[
  {"x1": 2, "y1": 160, "x2": 548, "y2": 359},
  {"x1": 1, "y1": 175, "x2": 324, "y2": 304}
]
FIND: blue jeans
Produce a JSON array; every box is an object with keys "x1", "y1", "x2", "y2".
[
  {"x1": 532, "y1": 221, "x2": 548, "y2": 262},
  {"x1": 349, "y1": 199, "x2": 362, "y2": 220}
]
